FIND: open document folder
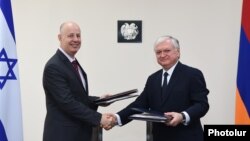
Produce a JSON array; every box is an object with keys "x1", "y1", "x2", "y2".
[
  {"x1": 129, "y1": 108, "x2": 173, "y2": 123},
  {"x1": 94, "y1": 89, "x2": 138, "y2": 105}
]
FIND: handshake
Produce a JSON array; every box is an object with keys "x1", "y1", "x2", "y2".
[{"x1": 100, "y1": 113, "x2": 117, "y2": 130}]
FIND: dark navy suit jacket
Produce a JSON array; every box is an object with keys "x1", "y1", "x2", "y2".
[
  {"x1": 43, "y1": 50, "x2": 101, "y2": 141},
  {"x1": 118, "y1": 62, "x2": 209, "y2": 141}
]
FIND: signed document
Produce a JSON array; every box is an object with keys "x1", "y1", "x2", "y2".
[
  {"x1": 94, "y1": 89, "x2": 138, "y2": 105},
  {"x1": 129, "y1": 108, "x2": 172, "y2": 123}
]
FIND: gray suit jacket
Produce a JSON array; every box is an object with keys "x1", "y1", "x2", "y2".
[{"x1": 43, "y1": 50, "x2": 101, "y2": 141}]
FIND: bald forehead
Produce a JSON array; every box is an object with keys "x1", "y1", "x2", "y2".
[{"x1": 59, "y1": 22, "x2": 80, "y2": 33}]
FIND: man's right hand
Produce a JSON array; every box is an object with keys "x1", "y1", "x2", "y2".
[{"x1": 100, "y1": 113, "x2": 117, "y2": 130}]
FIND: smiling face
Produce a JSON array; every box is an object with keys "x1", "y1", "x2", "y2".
[
  {"x1": 58, "y1": 22, "x2": 81, "y2": 58},
  {"x1": 154, "y1": 38, "x2": 180, "y2": 70}
]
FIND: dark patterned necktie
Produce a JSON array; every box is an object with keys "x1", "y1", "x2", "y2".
[
  {"x1": 72, "y1": 60, "x2": 87, "y2": 90},
  {"x1": 72, "y1": 60, "x2": 80, "y2": 77}
]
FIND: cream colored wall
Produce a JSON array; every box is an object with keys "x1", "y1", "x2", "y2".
[{"x1": 11, "y1": 0, "x2": 242, "y2": 140}]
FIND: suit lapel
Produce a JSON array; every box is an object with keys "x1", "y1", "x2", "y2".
[
  {"x1": 150, "y1": 70, "x2": 165, "y2": 107},
  {"x1": 56, "y1": 50, "x2": 88, "y2": 94}
]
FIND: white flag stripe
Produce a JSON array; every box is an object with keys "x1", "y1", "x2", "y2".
[{"x1": 0, "y1": 0, "x2": 23, "y2": 140}]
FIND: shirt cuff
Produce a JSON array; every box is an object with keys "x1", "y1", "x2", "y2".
[
  {"x1": 182, "y1": 111, "x2": 190, "y2": 126},
  {"x1": 115, "y1": 114, "x2": 122, "y2": 126}
]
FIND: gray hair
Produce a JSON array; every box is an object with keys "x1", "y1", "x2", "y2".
[{"x1": 154, "y1": 35, "x2": 180, "y2": 49}]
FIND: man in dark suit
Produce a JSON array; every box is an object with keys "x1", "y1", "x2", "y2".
[
  {"x1": 42, "y1": 21, "x2": 113, "y2": 141},
  {"x1": 110, "y1": 35, "x2": 209, "y2": 141}
]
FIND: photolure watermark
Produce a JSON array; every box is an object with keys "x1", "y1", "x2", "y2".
[{"x1": 204, "y1": 125, "x2": 250, "y2": 141}]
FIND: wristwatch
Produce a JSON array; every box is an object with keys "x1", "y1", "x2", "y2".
[{"x1": 181, "y1": 112, "x2": 186, "y2": 123}]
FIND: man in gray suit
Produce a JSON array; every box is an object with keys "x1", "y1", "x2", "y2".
[{"x1": 42, "y1": 21, "x2": 112, "y2": 141}]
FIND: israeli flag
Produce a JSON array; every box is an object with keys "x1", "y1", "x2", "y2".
[{"x1": 0, "y1": 0, "x2": 23, "y2": 140}]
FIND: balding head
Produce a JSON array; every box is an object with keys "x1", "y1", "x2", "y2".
[
  {"x1": 58, "y1": 21, "x2": 82, "y2": 58},
  {"x1": 59, "y1": 21, "x2": 81, "y2": 34}
]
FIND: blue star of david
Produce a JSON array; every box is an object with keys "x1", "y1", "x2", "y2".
[{"x1": 0, "y1": 48, "x2": 17, "y2": 89}]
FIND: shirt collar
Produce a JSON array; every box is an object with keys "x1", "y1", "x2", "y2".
[
  {"x1": 58, "y1": 47, "x2": 75, "y2": 62},
  {"x1": 162, "y1": 61, "x2": 178, "y2": 77}
]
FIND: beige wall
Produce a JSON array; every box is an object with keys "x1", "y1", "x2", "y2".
[{"x1": 11, "y1": 0, "x2": 242, "y2": 140}]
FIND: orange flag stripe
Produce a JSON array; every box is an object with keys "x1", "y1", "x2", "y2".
[{"x1": 235, "y1": 88, "x2": 250, "y2": 124}]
